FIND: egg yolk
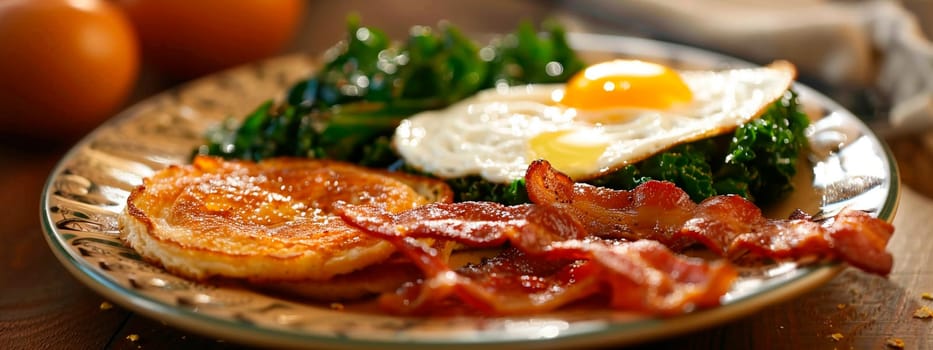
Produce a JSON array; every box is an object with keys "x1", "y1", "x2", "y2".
[
  {"x1": 527, "y1": 129, "x2": 610, "y2": 179},
  {"x1": 560, "y1": 59, "x2": 693, "y2": 111}
]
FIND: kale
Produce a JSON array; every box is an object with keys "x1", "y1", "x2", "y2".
[
  {"x1": 196, "y1": 17, "x2": 583, "y2": 163},
  {"x1": 447, "y1": 177, "x2": 529, "y2": 205},
  {"x1": 482, "y1": 20, "x2": 584, "y2": 86},
  {"x1": 714, "y1": 89, "x2": 810, "y2": 203},
  {"x1": 587, "y1": 140, "x2": 720, "y2": 202}
]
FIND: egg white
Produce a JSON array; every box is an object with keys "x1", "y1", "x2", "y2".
[{"x1": 394, "y1": 61, "x2": 797, "y2": 183}]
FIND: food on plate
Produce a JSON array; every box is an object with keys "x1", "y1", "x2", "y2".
[
  {"x1": 521, "y1": 159, "x2": 894, "y2": 275},
  {"x1": 335, "y1": 160, "x2": 894, "y2": 315},
  {"x1": 120, "y1": 156, "x2": 454, "y2": 299},
  {"x1": 195, "y1": 19, "x2": 809, "y2": 205}
]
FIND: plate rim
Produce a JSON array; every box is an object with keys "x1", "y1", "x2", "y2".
[{"x1": 39, "y1": 32, "x2": 900, "y2": 349}]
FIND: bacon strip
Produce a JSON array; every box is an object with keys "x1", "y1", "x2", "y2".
[
  {"x1": 525, "y1": 161, "x2": 698, "y2": 250},
  {"x1": 337, "y1": 197, "x2": 737, "y2": 316},
  {"x1": 525, "y1": 160, "x2": 895, "y2": 275}
]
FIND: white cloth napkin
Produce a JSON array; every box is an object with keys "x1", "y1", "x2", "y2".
[{"x1": 563, "y1": 0, "x2": 933, "y2": 133}]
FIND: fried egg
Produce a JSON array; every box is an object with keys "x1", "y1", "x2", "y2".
[{"x1": 394, "y1": 59, "x2": 796, "y2": 182}]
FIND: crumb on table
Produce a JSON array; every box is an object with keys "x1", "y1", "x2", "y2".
[
  {"x1": 886, "y1": 337, "x2": 905, "y2": 348},
  {"x1": 913, "y1": 306, "x2": 933, "y2": 319}
]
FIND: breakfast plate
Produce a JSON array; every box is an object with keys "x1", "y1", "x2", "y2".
[{"x1": 40, "y1": 32, "x2": 899, "y2": 349}]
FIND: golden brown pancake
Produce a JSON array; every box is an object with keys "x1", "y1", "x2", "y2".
[{"x1": 120, "y1": 156, "x2": 452, "y2": 298}]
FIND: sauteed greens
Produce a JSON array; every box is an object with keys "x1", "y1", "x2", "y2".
[
  {"x1": 197, "y1": 17, "x2": 582, "y2": 163},
  {"x1": 195, "y1": 18, "x2": 808, "y2": 205},
  {"x1": 587, "y1": 90, "x2": 809, "y2": 204}
]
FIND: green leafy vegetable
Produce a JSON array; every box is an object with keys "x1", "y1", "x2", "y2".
[
  {"x1": 196, "y1": 17, "x2": 583, "y2": 164},
  {"x1": 589, "y1": 140, "x2": 719, "y2": 202},
  {"x1": 482, "y1": 20, "x2": 584, "y2": 86},
  {"x1": 715, "y1": 89, "x2": 810, "y2": 203},
  {"x1": 447, "y1": 177, "x2": 530, "y2": 205}
]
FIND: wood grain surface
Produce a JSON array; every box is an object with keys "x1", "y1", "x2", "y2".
[{"x1": 3, "y1": 1, "x2": 933, "y2": 349}]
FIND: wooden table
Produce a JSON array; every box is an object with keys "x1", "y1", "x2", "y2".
[{"x1": 3, "y1": 1, "x2": 933, "y2": 349}]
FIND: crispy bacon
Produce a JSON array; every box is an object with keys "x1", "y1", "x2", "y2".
[
  {"x1": 334, "y1": 160, "x2": 894, "y2": 316},
  {"x1": 380, "y1": 246, "x2": 604, "y2": 316},
  {"x1": 824, "y1": 209, "x2": 895, "y2": 275},
  {"x1": 525, "y1": 160, "x2": 698, "y2": 250},
  {"x1": 337, "y1": 194, "x2": 737, "y2": 316},
  {"x1": 525, "y1": 160, "x2": 895, "y2": 275}
]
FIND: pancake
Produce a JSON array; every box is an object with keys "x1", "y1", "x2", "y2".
[{"x1": 120, "y1": 156, "x2": 453, "y2": 298}]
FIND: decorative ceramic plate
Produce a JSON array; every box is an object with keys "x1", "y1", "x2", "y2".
[{"x1": 40, "y1": 33, "x2": 899, "y2": 349}]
